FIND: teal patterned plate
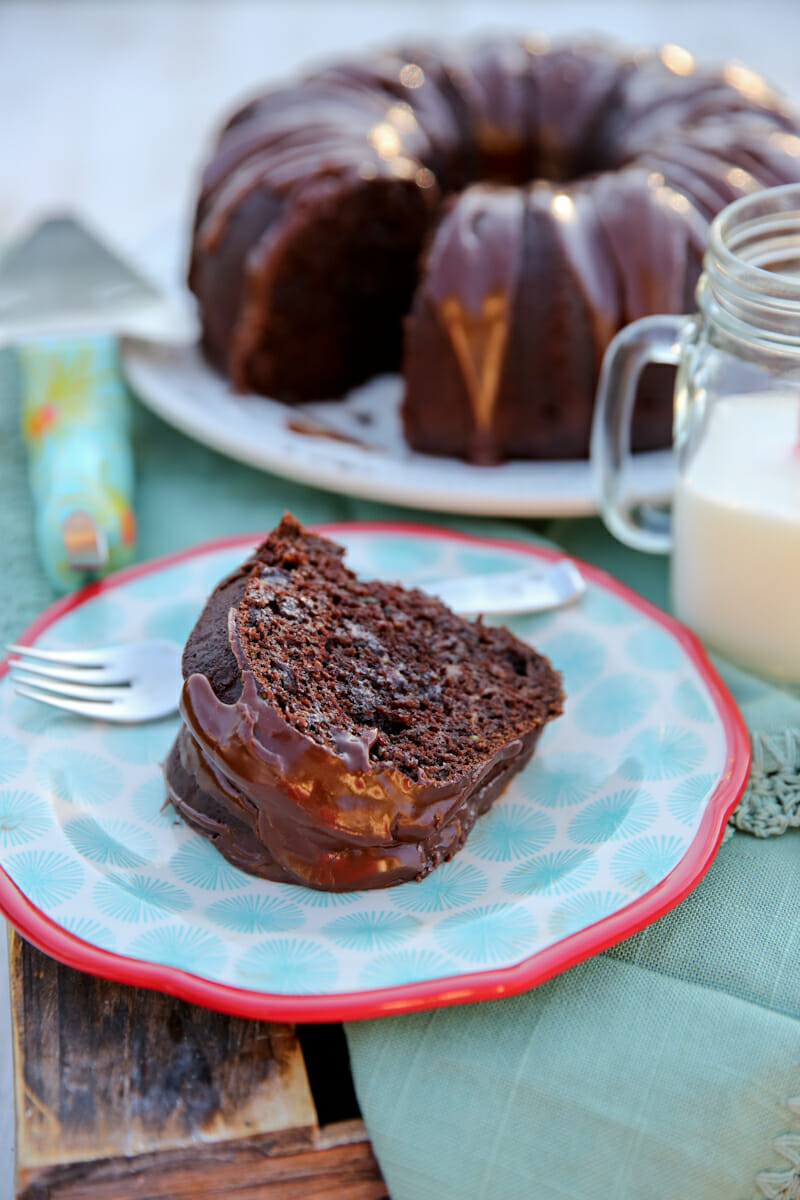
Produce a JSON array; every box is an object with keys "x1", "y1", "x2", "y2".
[{"x1": 0, "y1": 525, "x2": 749, "y2": 1020}]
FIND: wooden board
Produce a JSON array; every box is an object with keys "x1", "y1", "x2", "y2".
[{"x1": 10, "y1": 933, "x2": 387, "y2": 1199}]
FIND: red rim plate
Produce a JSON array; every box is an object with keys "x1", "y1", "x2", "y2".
[{"x1": 0, "y1": 522, "x2": 751, "y2": 1022}]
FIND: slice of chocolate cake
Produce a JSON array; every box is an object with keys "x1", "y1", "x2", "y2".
[{"x1": 165, "y1": 515, "x2": 564, "y2": 891}]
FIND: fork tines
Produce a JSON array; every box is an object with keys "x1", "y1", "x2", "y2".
[
  {"x1": 5, "y1": 639, "x2": 183, "y2": 723},
  {"x1": 7, "y1": 645, "x2": 127, "y2": 719}
]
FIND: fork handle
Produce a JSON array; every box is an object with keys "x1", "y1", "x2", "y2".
[{"x1": 18, "y1": 334, "x2": 137, "y2": 592}]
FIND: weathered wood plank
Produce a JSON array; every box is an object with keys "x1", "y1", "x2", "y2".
[
  {"x1": 17, "y1": 1121, "x2": 387, "y2": 1200},
  {"x1": 11, "y1": 934, "x2": 387, "y2": 1199},
  {"x1": 11, "y1": 933, "x2": 316, "y2": 1182}
]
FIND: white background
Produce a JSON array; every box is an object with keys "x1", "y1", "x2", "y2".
[{"x1": 1, "y1": 1, "x2": 799, "y2": 1195}]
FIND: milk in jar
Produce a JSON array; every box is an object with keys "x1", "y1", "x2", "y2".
[{"x1": 672, "y1": 391, "x2": 800, "y2": 679}]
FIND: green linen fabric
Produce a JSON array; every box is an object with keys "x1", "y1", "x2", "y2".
[
  {"x1": 348, "y1": 916, "x2": 800, "y2": 1200},
  {"x1": 2, "y1": 348, "x2": 800, "y2": 1200}
]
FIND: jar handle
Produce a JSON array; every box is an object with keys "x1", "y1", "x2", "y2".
[{"x1": 591, "y1": 314, "x2": 695, "y2": 554}]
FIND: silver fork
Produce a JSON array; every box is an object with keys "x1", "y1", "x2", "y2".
[
  {"x1": 7, "y1": 639, "x2": 183, "y2": 722},
  {"x1": 5, "y1": 559, "x2": 585, "y2": 722}
]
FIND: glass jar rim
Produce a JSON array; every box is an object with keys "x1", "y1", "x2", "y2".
[
  {"x1": 708, "y1": 183, "x2": 800, "y2": 303},
  {"x1": 702, "y1": 183, "x2": 800, "y2": 350}
]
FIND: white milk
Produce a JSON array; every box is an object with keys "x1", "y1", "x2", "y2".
[{"x1": 672, "y1": 391, "x2": 800, "y2": 681}]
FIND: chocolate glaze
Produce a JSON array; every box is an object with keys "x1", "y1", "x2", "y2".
[
  {"x1": 404, "y1": 183, "x2": 602, "y2": 461},
  {"x1": 590, "y1": 168, "x2": 703, "y2": 324},
  {"x1": 422, "y1": 185, "x2": 524, "y2": 458},
  {"x1": 426, "y1": 185, "x2": 524, "y2": 317},
  {"x1": 188, "y1": 35, "x2": 800, "y2": 458},
  {"x1": 167, "y1": 670, "x2": 541, "y2": 891}
]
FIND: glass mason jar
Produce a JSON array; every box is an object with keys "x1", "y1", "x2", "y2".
[{"x1": 592, "y1": 183, "x2": 800, "y2": 682}]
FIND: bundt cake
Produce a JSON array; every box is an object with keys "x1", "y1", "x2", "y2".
[
  {"x1": 189, "y1": 37, "x2": 800, "y2": 462},
  {"x1": 164, "y1": 515, "x2": 564, "y2": 891}
]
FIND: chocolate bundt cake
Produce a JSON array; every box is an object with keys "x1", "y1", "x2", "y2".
[
  {"x1": 189, "y1": 37, "x2": 800, "y2": 461},
  {"x1": 165, "y1": 516, "x2": 563, "y2": 891}
]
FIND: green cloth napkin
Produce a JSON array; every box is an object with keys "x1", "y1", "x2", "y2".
[{"x1": 3, "y1": 349, "x2": 800, "y2": 1200}]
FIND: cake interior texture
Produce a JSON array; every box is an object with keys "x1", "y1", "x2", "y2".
[
  {"x1": 236, "y1": 522, "x2": 559, "y2": 780},
  {"x1": 167, "y1": 515, "x2": 564, "y2": 890}
]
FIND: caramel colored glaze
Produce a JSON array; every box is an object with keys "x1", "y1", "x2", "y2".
[
  {"x1": 439, "y1": 293, "x2": 510, "y2": 452},
  {"x1": 167, "y1": 671, "x2": 540, "y2": 892},
  {"x1": 425, "y1": 185, "x2": 524, "y2": 460}
]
